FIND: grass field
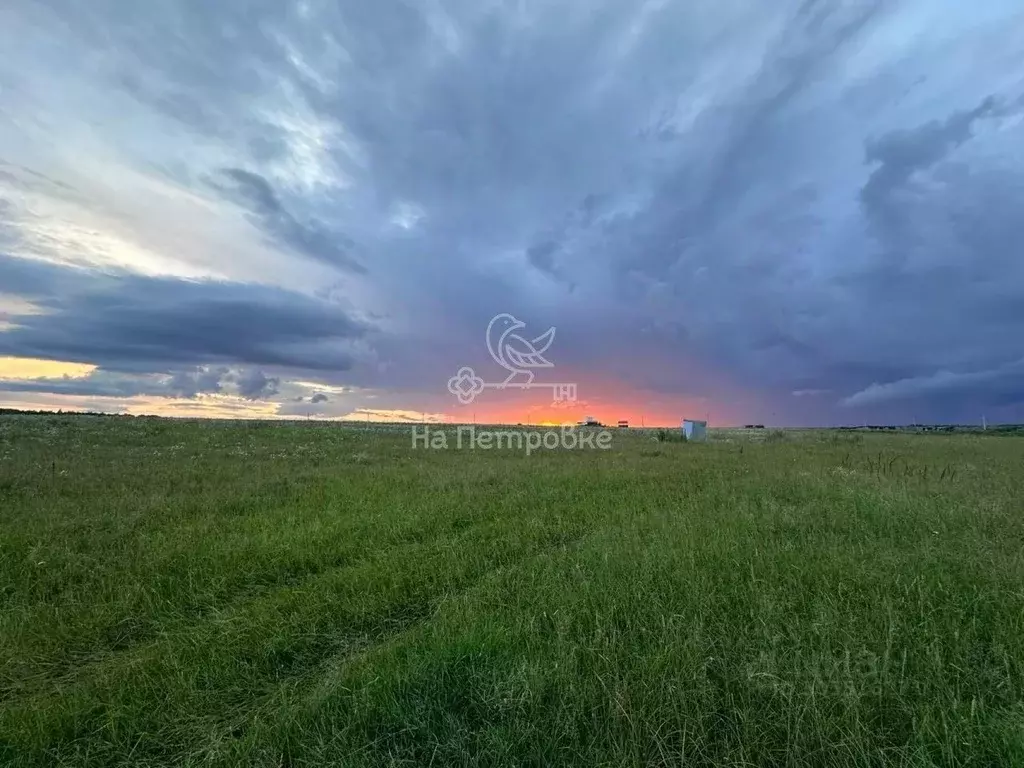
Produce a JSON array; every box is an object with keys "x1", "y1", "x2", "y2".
[{"x1": 1, "y1": 416, "x2": 1023, "y2": 766}]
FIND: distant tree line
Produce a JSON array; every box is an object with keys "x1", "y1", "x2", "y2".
[
  {"x1": 837, "y1": 424, "x2": 1024, "y2": 434},
  {"x1": 0, "y1": 408, "x2": 146, "y2": 418}
]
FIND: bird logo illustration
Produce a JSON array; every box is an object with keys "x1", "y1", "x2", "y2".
[
  {"x1": 486, "y1": 313, "x2": 556, "y2": 386},
  {"x1": 447, "y1": 312, "x2": 574, "y2": 406}
]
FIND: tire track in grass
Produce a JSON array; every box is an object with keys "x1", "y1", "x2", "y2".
[
  {"x1": 199, "y1": 528, "x2": 595, "y2": 760},
  {"x1": 241, "y1": 517, "x2": 672, "y2": 767},
  {"x1": 1, "y1": 507, "x2": 503, "y2": 702},
  {"x1": 1, "y1": 472, "x2": 529, "y2": 699},
  {"x1": 262, "y1": 494, "x2": 1024, "y2": 768},
  {"x1": 0, "y1": 515, "x2": 605, "y2": 764}
]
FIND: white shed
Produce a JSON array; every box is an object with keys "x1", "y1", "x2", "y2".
[{"x1": 682, "y1": 419, "x2": 707, "y2": 442}]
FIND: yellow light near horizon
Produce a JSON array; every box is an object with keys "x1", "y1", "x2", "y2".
[
  {"x1": 125, "y1": 395, "x2": 281, "y2": 420},
  {"x1": 340, "y1": 409, "x2": 447, "y2": 424},
  {"x1": 0, "y1": 357, "x2": 97, "y2": 380}
]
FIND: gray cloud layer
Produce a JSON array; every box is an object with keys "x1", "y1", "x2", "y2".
[
  {"x1": 2, "y1": 0, "x2": 1024, "y2": 422},
  {"x1": 0, "y1": 256, "x2": 368, "y2": 373},
  {"x1": 211, "y1": 168, "x2": 365, "y2": 274},
  {"x1": 0, "y1": 365, "x2": 282, "y2": 401}
]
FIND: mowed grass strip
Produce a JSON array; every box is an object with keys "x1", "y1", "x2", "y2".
[{"x1": 1, "y1": 416, "x2": 1023, "y2": 766}]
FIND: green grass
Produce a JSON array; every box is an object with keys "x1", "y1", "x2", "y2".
[{"x1": 1, "y1": 416, "x2": 1023, "y2": 766}]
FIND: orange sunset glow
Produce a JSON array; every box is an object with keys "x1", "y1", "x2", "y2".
[{"x1": 439, "y1": 373, "x2": 749, "y2": 428}]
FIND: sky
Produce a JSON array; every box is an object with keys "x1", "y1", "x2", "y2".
[{"x1": 2, "y1": 0, "x2": 1024, "y2": 426}]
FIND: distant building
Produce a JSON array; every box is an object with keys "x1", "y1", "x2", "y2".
[
  {"x1": 682, "y1": 419, "x2": 707, "y2": 442},
  {"x1": 617, "y1": 420, "x2": 629, "y2": 428}
]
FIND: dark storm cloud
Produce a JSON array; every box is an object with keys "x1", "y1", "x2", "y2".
[
  {"x1": 0, "y1": 367, "x2": 227, "y2": 399},
  {"x1": 0, "y1": 251, "x2": 88, "y2": 299},
  {"x1": 212, "y1": 168, "x2": 365, "y2": 274},
  {"x1": 860, "y1": 96, "x2": 999, "y2": 228},
  {"x1": 3, "y1": 1, "x2": 1024, "y2": 422},
  {"x1": 526, "y1": 240, "x2": 558, "y2": 275},
  {"x1": 169, "y1": 367, "x2": 229, "y2": 399},
  {"x1": 0, "y1": 256, "x2": 369, "y2": 373},
  {"x1": 843, "y1": 359, "x2": 1024, "y2": 409},
  {"x1": 310, "y1": 392, "x2": 329, "y2": 404},
  {"x1": 233, "y1": 368, "x2": 280, "y2": 400}
]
